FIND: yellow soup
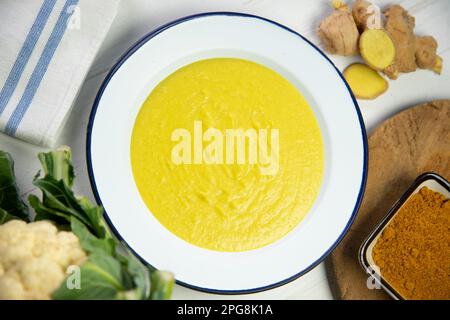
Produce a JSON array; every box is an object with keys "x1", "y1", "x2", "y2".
[{"x1": 131, "y1": 58, "x2": 324, "y2": 252}]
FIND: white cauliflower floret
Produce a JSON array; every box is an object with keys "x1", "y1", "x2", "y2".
[{"x1": 0, "y1": 220, "x2": 86, "y2": 300}]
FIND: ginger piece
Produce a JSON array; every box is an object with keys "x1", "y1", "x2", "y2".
[
  {"x1": 415, "y1": 36, "x2": 440, "y2": 70},
  {"x1": 344, "y1": 63, "x2": 388, "y2": 99},
  {"x1": 383, "y1": 5, "x2": 417, "y2": 75},
  {"x1": 383, "y1": 63, "x2": 399, "y2": 80},
  {"x1": 331, "y1": 0, "x2": 345, "y2": 9},
  {"x1": 382, "y1": 6, "x2": 443, "y2": 78},
  {"x1": 432, "y1": 56, "x2": 443, "y2": 74},
  {"x1": 360, "y1": 29, "x2": 396, "y2": 70},
  {"x1": 317, "y1": 1, "x2": 359, "y2": 56},
  {"x1": 352, "y1": 0, "x2": 382, "y2": 31}
]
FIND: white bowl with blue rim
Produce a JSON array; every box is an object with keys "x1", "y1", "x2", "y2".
[{"x1": 87, "y1": 12, "x2": 367, "y2": 294}]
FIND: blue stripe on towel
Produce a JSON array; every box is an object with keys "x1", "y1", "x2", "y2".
[
  {"x1": 5, "y1": 0, "x2": 79, "y2": 136},
  {"x1": 0, "y1": 0, "x2": 56, "y2": 115}
]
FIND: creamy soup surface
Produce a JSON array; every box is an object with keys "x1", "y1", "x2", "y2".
[{"x1": 131, "y1": 58, "x2": 324, "y2": 252}]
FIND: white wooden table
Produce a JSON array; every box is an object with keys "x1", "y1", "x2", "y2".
[{"x1": 1, "y1": 0, "x2": 448, "y2": 299}]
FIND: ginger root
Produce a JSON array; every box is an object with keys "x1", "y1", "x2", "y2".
[
  {"x1": 317, "y1": 1, "x2": 359, "y2": 56},
  {"x1": 382, "y1": 5, "x2": 443, "y2": 78},
  {"x1": 383, "y1": 5, "x2": 417, "y2": 77},
  {"x1": 317, "y1": 2, "x2": 443, "y2": 100},
  {"x1": 344, "y1": 63, "x2": 388, "y2": 99},
  {"x1": 415, "y1": 36, "x2": 437, "y2": 69},
  {"x1": 352, "y1": 0, "x2": 382, "y2": 31},
  {"x1": 415, "y1": 36, "x2": 442, "y2": 74},
  {"x1": 360, "y1": 29, "x2": 396, "y2": 70}
]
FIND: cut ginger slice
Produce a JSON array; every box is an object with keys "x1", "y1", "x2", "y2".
[
  {"x1": 360, "y1": 29, "x2": 396, "y2": 70},
  {"x1": 344, "y1": 63, "x2": 388, "y2": 99}
]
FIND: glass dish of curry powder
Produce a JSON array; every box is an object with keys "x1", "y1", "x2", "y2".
[{"x1": 360, "y1": 173, "x2": 450, "y2": 300}]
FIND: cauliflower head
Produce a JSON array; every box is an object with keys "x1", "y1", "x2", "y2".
[{"x1": 0, "y1": 220, "x2": 86, "y2": 299}]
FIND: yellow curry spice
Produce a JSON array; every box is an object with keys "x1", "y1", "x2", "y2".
[{"x1": 372, "y1": 187, "x2": 450, "y2": 300}]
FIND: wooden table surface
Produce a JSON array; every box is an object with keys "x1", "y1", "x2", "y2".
[{"x1": 0, "y1": 0, "x2": 449, "y2": 299}]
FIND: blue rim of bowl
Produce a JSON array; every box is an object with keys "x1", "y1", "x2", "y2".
[{"x1": 86, "y1": 11, "x2": 368, "y2": 295}]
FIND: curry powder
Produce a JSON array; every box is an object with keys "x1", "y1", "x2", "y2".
[{"x1": 372, "y1": 186, "x2": 450, "y2": 300}]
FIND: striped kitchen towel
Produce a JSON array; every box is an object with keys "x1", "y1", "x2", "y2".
[{"x1": 0, "y1": 0, "x2": 120, "y2": 146}]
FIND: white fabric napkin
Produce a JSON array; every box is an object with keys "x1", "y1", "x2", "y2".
[{"x1": 0, "y1": 0, "x2": 120, "y2": 146}]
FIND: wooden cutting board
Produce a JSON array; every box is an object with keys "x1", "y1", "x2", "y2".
[{"x1": 326, "y1": 100, "x2": 450, "y2": 300}]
